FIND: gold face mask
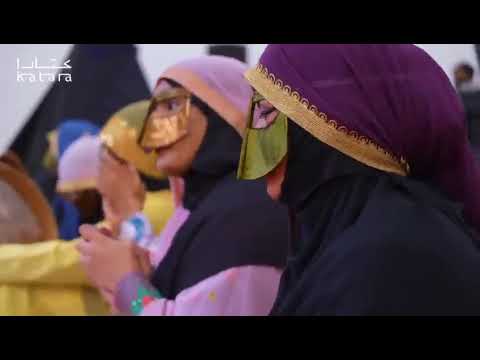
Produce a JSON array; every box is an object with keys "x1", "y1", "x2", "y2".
[
  {"x1": 139, "y1": 87, "x2": 192, "y2": 149},
  {"x1": 237, "y1": 91, "x2": 288, "y2": 180}
]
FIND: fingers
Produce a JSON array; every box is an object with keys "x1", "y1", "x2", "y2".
[
  {"x1": 79, "y1": 224, "x2": 112, "y2": 244},
  {"x1": 103, "y1": 148, "x2": 127, "y2": 169},
  {"x1": 100, "y1": 147, "x2": 116, "y2": 164},
  {"x1": 78, "y1": 253, "x2": 91, "y2": 265},
  {"x1": 134, "y1": 246, "x2": 153, "y2": 276},
  {"x1": 100, "y1": 288, "x2": 115, "y2": 305},
  {"x1": 76, "y1": 238, "x2": 92, "y2": 254}
]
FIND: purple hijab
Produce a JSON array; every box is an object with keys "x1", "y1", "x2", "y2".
[{"x1": 254, "y1": 44, "x2": 480, "y2": 231}]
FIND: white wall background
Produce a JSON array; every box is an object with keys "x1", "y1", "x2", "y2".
[{"x1": 0, "y1": 44, "x2": 478, "y2": 153}]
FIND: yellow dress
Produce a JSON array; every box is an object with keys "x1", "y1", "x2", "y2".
[{"x1": 0, "y1": 190, "x2": 173, "y2": 316}]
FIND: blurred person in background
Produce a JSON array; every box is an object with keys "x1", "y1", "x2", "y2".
[
  {"x1": 56, "y1": 134, "x2": 104, "y2": 239},
  {"x1": 0, "y1": 151, "x2": 107, "y2": 315},
  {"x1": 0, "y1": 102, "x2": 175, "y2": 315},
  {"x1": 454, "y1": 62, "x2": 480, "y2": 148},
  {"x1": 237, "y1": 44, "x2": 480, "y2": 315},
  {"x1": 454, "y1": 63, "x2": 479, "y2": 92},
  {"x1": 77, "y1": 55, "x2": 289, "y2": 316},
  {"x1": 50, "y1": 120, "x2": 102, "y2": 239},
  {"x1": 208, "y1": 44, "x2": 247, "y2": 63},
  {"x1": 10, "y1": 44, "x2": 152, "y2": 203}
]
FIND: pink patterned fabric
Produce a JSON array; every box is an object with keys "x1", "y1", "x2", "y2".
[
  {"x1": 143, "y1": 177, "x2": 186, "y2": 262},
  {"x1": 140, "y1": 266, "x2": 282, "y2": 316}
]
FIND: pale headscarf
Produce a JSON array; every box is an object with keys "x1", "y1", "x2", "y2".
[{"x1": 56, "y1": 135, "x2": 102, "y2": 194}]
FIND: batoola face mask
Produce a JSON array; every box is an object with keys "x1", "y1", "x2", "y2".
[
  {"x1": 139, "y1": 87, "x2": 192, "y2": 149},
  {"x1": 237, "y1": 91, "x2": 288, "y2": 180}
]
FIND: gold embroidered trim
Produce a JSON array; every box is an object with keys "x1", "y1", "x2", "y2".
[{"x1": 245, "y1": 64, "x2": 410, "y2": 176}]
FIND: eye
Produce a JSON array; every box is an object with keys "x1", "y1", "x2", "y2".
[
  {"x1": 260, "y1": 108, "x2": 275, "y2": 118},
  {"x1": 167, "y1": 98, "x2": 180, "y2": 111},
  {"x1": 252, "y1": 102, "x2": 278, "y2": 129}
]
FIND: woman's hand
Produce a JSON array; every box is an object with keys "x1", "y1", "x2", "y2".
[
  {"x1": 76, "y1": 224, "x2": 153, "y2": 293},
  {"x1": 97, "y1": 148, "x2": 146, "y2": 233},
  {"x1": 99, "y1": 287, "x2": 121, "y2": 314}
]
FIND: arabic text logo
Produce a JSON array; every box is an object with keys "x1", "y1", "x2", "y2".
[{"x1": 16, "y1": 57, "x2": 72, "y2": 83}]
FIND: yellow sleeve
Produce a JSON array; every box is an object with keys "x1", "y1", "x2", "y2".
[
  {"x1": 0, "y1": 284, "x2": 110, "y2": 316},
  {"x1": 0, "y1": 239, "x2": 111, "y2": 315},
  {"x1": 143, "y1": 190, "x2": 174, "y2": 235},
  {"x1": 0, "y1": 239, "x2": 90, "y2": 287}
]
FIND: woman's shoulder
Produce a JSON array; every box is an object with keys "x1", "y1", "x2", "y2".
[{"x1": 337, "y1": 189, "x2": 480, "y2": 273}]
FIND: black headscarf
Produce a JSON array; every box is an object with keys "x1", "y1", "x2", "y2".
[
  {"x1": 150, "y1": 97, "x2": 289, "y2": 298},
  {"x1": 270, "y1": 121, "x2": 480, "y2": 315},
  {"x1": 181, "y1": 95, "x2": 243, "y2": 210}
]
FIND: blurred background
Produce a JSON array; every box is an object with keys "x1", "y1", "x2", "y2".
[{"x1": 0, "y1": 44, "x2": 478, "y2": 153}]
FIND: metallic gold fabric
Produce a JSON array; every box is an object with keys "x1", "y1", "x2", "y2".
[
  {"x1": 100, "y1": 101, "x2": 165, "y2": 179},
  {"x1": 139, "y1": 88, "x2": 191, "y2": 149},
  {"x1": 42, "y1": 130, "x2": 59, "y2": 171}
]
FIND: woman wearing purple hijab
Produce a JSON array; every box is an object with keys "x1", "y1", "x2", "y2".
[
  {"x1": 237, "y1": 44, "x2": 480, "y2": 315},
  {"x1": 76, "y1": 56, "x2": 289, "y2": 316}
]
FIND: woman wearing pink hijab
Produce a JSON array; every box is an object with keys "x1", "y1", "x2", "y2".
[{"x1": 77, "y1": 56, "x2": 289, "y2": 316}]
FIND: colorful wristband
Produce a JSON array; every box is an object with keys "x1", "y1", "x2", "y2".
[
  {"x1": 115, "y1": 272, "x2": 163, "y2": 315},
  {"x1": 131, "y1": 285, "x2": 163, "y2": 315}
]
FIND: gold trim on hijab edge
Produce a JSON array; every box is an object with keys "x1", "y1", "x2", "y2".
[{"x1": 244, "y1": 64, "x2": 410, "y2": 176}]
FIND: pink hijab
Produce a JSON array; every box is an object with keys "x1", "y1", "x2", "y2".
[{"x1": 158, "y1": 55, "x2": 252, "y2": 134}]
